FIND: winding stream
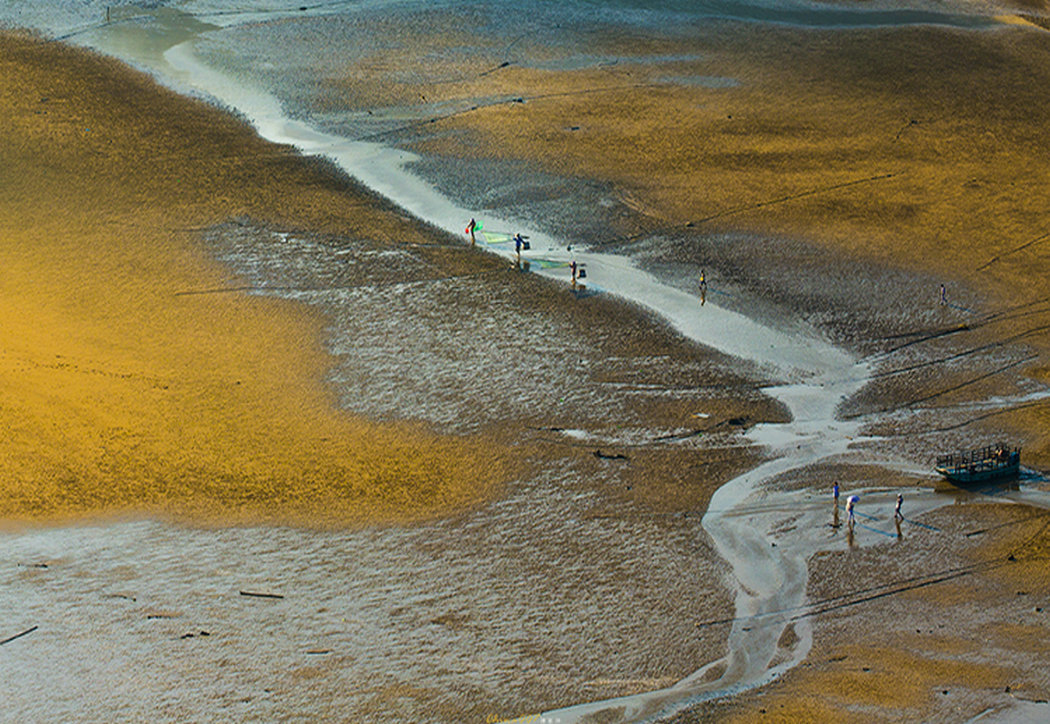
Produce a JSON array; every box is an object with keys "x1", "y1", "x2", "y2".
[
  {"x1": 98, "y1": 20, "x2": 877, "y2": 721},
  {"x1": 50, "y1": 9, "x2": 1046, "y2": 722}
]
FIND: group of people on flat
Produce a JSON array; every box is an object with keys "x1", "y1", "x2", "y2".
[
  {"x1": 468, "y1": 218, "x2": 955, "y2": 312},
  {"x1": 833, "y1": 481, "x2": 904, "y2": 531},
  {"x1": 466, "y1": 218, "x2": 590, "y2": 288}
]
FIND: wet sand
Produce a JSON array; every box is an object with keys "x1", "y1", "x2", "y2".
[
  {"x1": 4, "y1": 2, "x2": 1050, "y2": 720},
  {"x1": 0, "y1": 29, "x2": 778, "y2": 722},
  {"x1": 357, "y1": 5, "x2": 1050, "y2": 433},
  {"x1": 282, "y1": 3, "x2": 1050, "y2": 720},
  {"x1": 673, "y1": 499, "x2": 1050, "y2": 723}
]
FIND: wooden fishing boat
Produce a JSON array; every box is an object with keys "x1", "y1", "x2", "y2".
[{"x1": 935, "y1": 443, "x2": 1020, "y2": 483}]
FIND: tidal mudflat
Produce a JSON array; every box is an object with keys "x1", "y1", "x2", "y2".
[{"x1": 3, "y1": 1, "x2": 1050, "y2": 721}]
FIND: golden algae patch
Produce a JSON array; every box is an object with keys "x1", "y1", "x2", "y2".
[
  {"x1": 998, "y1": 364, "x2": 1050, "y2": 470},
  {"x1": 407, "y1": 24, "x2": 1050, "y2": 298},
  {"x1": 812, "y1": 644, "x2": 1009, "y2": 707},
  {"x1": 350, "y1": 22, "x2": 1050, "y2": 295},
  {"x1": 0, "y1": 32, "x2": 509, "y2": 527},
  {"x1": 958, "y1": 505, "x2": 1050, "y2": 596},
  {"x1": 712, "y1": 642, "x2": 1011, "y2": 724}
]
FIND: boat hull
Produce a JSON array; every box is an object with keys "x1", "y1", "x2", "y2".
[{"x1": 935, "y1": 453, "x2": 1020, "y2": 483}]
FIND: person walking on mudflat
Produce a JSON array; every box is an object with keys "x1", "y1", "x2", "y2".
[
  {"x1": 940, "y1": 283, "x2": 947, "y2": 305},
  {"x1": 570, "y1": 259, "x2": 578, "y2": 290},
  {"x1": 466, "y1": 218, "x2": 477, "y2": 246},
  {"x1": 699, "y1": 269, "x2": 707, "y2": 306},
  {"x1": 895, "y1": 492, "x2": 904, "y2": 520},
  {"x1": 846, "y1": 494, "x2": 859, "y2": 529},
  {"x1": 514, "y1": 233, "x2": 524, "y2": 267}
]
